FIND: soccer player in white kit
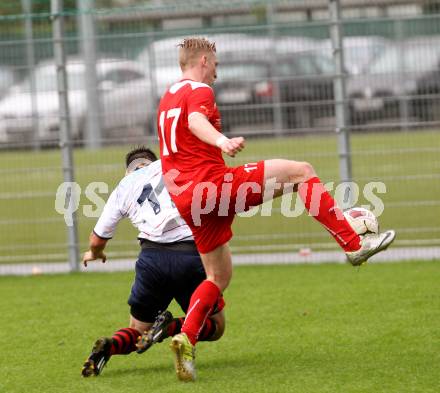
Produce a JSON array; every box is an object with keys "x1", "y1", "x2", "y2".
[{"x1": 81, "y1": 147, "x2": 225, "y2": 378}]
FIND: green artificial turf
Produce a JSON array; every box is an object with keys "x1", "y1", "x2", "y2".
[{"x1": 0, "y1": 261, "x2": 439, "y2": 392}]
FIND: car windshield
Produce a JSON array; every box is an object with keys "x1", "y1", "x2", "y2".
[
  {"x1": 276, "y1": 54, "x2": 335, "y2": 76},
  {"x1": 217, "y1": 63, "x2": 268, "y2": 81},
  {"x1": 0, "y1": 68, "x2": 15, "y2": 90},
  {"x1": 344, "y1": 46, "x2": 373, "y2": 68},
  {"x1": 16, "y1": 64, "x2": 86, "y2": 93},
  {"x1": 314, "y1": 55, "x2": 335, "y2": 74},
  {"x1": 370, "y1": 44, "x2": 440, "y2": 74},
  {"x1": 342, "y1": 42, "x2": 387, "y2": 73}
]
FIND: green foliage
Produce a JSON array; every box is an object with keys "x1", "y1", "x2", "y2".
[{"x1": 0, "y1": 262, "x2": 439, "y2": 392}]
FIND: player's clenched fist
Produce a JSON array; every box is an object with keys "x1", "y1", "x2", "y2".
[{"x1": 217, "y1": 136, "x2": 245, "y2": 157}]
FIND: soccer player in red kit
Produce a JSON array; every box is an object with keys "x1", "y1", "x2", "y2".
[{"x1": 158, "y1": 37, "x2": 395, "y2": 381}]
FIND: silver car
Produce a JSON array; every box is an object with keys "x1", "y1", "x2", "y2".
[
  {"x1": 318, "y1": 36, "x2": 390, "y2": 75},
  {"x1": 0, "y1": 57, "x2": 153, "y2": 145},
  {"x1": 0, "y1": 66, "x2": 18, "y2": 99},
  {"x1": 136, "y1": 33, "x2": 278, "y2": 99},
  {"x1": 347, "y1": 37, "x2": 440, "y2": 126}
]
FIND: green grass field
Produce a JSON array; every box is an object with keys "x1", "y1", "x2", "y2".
[
  {"x1": 0, "y1": 262, "x2": 439, "y2": 393},
  {"x1": 0, "y1": 129, "x2": 439, "y2": 263}
]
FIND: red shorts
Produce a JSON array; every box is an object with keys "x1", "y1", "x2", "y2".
[{"x1": 174, "y1": 161, "x2": 265, "y2": 254}]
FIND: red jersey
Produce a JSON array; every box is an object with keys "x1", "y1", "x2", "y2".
[
  {"x1": 158, "y1": 79, "x2": 226, "y2": 190},
  {"x1": 157, "y1": 80, "x2": 265, "y2": 253}
]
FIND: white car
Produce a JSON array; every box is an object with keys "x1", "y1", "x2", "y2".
[
  {"x1": 0, "y1": 57, "x2": 154, "y2": 144},
  {"x1": 317, "y1": 36, "x2": 390, "y2": 75},
  {"x1": 0, "y1": 66, "x2": 18, "y2": 99},
  {"x1": 136, "y1": 33, "x2": 275, "y2": 99}
]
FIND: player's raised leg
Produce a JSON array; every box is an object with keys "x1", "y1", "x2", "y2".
[
  {"x1": 264, "y1": 159, "x2": 361, "y2": 251},
  {"x1": 263, "y1": 159, "x2": 395, "y2": 264}
]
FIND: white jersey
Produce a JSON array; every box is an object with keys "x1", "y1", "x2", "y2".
[{"x1": 94, "y1": 160, "x2": 193, "y2": 243}]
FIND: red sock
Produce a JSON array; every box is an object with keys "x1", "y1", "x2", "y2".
[
  {"x1": 181, "y1": 280, "x2": 221, "y2": 345},
  {"x1": 198, "y1": 317, "x2": 217, "y2": 341},
  {"x1": 110, "y1": 328, "x2": 140, "y2": 355},
  {"x1": 167, "y1": 317, "x2": 185, "y2": 337},
  {"x1": 298, "y1": 177, "x2": 361, "y2": 252},
  {"x1": 168, "y1": 317, "x2": 217, "y2": 341}
]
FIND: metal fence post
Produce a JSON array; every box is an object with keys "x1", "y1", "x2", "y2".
[
  {"x1": 266, "y1": 2, "x2": 284, "y2": 135},
  {"x1": 51, "y1": 0, "x2": 80, "y2": 272},
  {"x1": 147, "y1": 33, "x2": 158, "y2": 135},
  {"x1": 21, "y1": 0, "x2": 40, "y2": 150},
  {"x1": 77, "y1": 0, "x2": 102, "y2": 148},
  {"x1": 329, "y1": 0, "x2": 354, "y2": 205},
  {"x1": 395, "y1": 18, "x2": 409, "y2": 130}
]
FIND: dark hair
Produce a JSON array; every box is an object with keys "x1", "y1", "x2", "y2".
[{"x1": 125, "y1": 146, "x2": 158, "y2": 168}]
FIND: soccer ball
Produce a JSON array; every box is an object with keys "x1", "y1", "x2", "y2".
[{"x1": 343, "y1": 207, "x2": 379, "y2": 235}]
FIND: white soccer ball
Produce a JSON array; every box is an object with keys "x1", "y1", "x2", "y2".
[{"x1": 343, "y1": 207, "x2": 379, "y2": 235}]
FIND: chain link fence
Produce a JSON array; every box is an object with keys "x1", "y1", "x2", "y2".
[{"x1": 0, "y1": 0, "x2": 439, "y2": 274}]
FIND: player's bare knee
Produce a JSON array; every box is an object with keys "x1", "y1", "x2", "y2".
[
  {"x1": 291, "y1": 161, "x2": 316, "y2": 183},
  {"x1": 302, "y1": 161, "x2": 316, "y2": 180}
]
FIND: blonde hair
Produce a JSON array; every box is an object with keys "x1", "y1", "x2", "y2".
[{"x1": 178, "y1": 37, "x2": 216, "y2": 70}]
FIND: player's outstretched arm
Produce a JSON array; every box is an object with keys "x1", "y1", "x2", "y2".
[
  {"x1": 188, "y1": 112, "x2": 245, "y2": 157},
  {"x1": 82, "y1": 232, "x2": 108, "y2": 267},
  {"x1": 217, "y1": 136, "x2": 245, "y2": 158}
]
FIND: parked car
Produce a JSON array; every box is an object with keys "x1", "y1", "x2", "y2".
[
  {"x1": 347, "y1": 37, "x2": 440, "y2": 126},
  {"x1": 276, "y1": 52, "x2": 335, "y2": 129},
  {"x1": 0, "y1": 66, "x2": 18, "y2": 99},
  {"x1": 275, "y1": 36, "x2": 321, "y2": 56},
  {"x1": 0, "y1": 57, "x2": 153, "y2": 144},
  {"x1": 137, "y1": 34, "x2": 275, "y2": 99},
  {"x1": 411, "y1": 61, "x2": 440, "y2": 122},
  {"x1": 216, "y1": 51, "x2": 336, "y2": 133},
  {"x1": 215, "y1": 59, "x2": 271, "y2": 133},
  {"x1": 318, "y1": 36, "x2": 390, "y2": 75}
]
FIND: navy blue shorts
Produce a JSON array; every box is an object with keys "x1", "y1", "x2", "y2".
[{"x1": 128, "y1": 246, "x2": 206, "y2": 323}]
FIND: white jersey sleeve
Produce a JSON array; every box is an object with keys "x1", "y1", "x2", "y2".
[
  {"x1": 93, "y1": 187, "x2": 124, "y2": 239},
  {"x1": 94, "y1": 160, "x2": 193, "y2": 243}
]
